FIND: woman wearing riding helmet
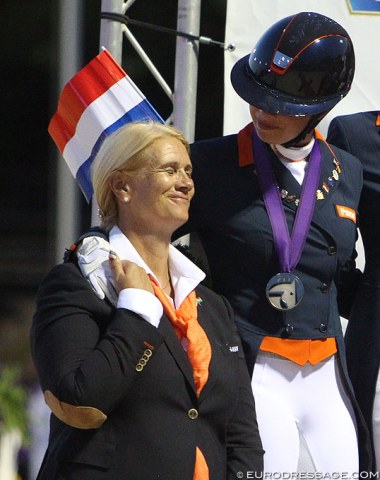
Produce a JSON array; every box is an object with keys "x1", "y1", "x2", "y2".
[{"x1": 175, "y1": 11, "x2": 372, "y2": 475}]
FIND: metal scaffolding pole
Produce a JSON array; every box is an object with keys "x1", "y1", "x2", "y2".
[
  {"x1": 95, "y1": 0, "x2": 201, "y2": 230},
  {"x1": 54, "y1": 0, "x2": 83, "y2": 263},
  {"x1": 91, "y1": 0, "x2": 125, "y2": 225},
  {"x1": 99, "y1": 0, "x2": 124, "y2": 63},
  {"x1": 172, "y1": 0, "x2": 201, "y2": 246},
  {"x1": 172, "y1": 0, "x2": 201, "y2": 142}
]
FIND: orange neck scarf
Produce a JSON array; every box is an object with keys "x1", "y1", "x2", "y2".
[{"x1": 150, "y1": 278, "x2": 211, "y2": 396}]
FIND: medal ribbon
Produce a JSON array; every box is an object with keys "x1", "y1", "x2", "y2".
[{"x1": 253, "y1": 130, "x2": 322, "y2": 272}]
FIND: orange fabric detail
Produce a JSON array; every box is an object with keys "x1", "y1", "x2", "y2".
[
  {"x1": 238, "y1": 125, "x2": 329, "y2": 167},
  {"x1": 150, "y1": 278, "x2": 211, "y2": 397},
  {"x1": 238, "y1": 123, "x2": 255, "y2": 166},
  {"x1": 336, "y1": 205, "x2": 357, "y2": 224},
  {"x1": 143, "y1": 341, "x2": 155, "y2": 350},
  {"x1": 260, "y1": 337, "x2": 337, "y2": 365},
  {"x1": 314, "y1": 129, "x2": 324, "y2": 141},
  {"x1": 316, "y1": 130, "x2": 341, "y2": 164},
  {"x1": 376, "y1": 113, "x2": 380, "y2": 126},
  {"x1": 193, "y1": 447, "x2": 209, "y2": 480}
]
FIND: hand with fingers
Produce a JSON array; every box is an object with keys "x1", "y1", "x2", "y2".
[{"x1": 108, "y1": 251, "x2": 154, "y2": 295}]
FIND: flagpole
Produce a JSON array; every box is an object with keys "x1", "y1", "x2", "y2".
[
  {"x1": 54, "y1": 0, "x2": 83, "y2": 263},
  {"x1": 91, "y1": 0, "x2": 125, "y2": 225}
]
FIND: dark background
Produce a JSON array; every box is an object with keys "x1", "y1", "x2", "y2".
[{"x1": 0, "y1": 0, "x2": 226, "y2": 386}]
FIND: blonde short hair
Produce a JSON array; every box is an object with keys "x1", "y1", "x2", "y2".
[{"x1": 92, "y1": 121, "x2": 189, "y2": 231}]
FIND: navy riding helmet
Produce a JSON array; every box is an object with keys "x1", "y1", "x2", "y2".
[{"x1": 230, "y1": 12, "x2": 355, "y2": 117}]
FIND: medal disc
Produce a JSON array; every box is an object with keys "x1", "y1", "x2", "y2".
[{"x1": 266, "y1": 273, "x2": 304, "y2": 310}]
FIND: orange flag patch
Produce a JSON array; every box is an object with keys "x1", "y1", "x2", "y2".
[{"x1": 335, "y1": 205, "x2": 356, "y2": 223}]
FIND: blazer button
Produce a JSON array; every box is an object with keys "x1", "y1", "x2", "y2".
[
  {"x1": 284, "y1": 324, "x2": 294, "y2": 335},
  {"x1": 136, "y1": 364, "x2": 143, "y2": 372},
  {"x1": 320, "y1": 283, "x2": 329, "y2": 293},
  {"x1": 188, "y1": 408, "x2": 199, "y2": 420},
  {"x1": 144, "y1": 349, "x2": 152, "y2": 357},
  {"x1": 328, "y1": 245, "x2": 336, "y2": 255},
  {"x1": 319, "y1": 323, "x2": 327, "y2": 333}
]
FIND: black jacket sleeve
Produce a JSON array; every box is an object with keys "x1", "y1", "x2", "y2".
[{"x1": 30, "y1": 262, "x2": 164, "y2": 414}]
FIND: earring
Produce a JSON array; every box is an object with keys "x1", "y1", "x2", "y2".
[{"x1": 123, "y1": 196, "x2": 130, "y2": 203}]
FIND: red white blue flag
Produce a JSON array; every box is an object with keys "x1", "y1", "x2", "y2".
[{"x1": 48, "y1": 49, "x2": 164, "y2": 202}]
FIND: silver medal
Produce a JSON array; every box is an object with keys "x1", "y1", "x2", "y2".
[{"x1": 266, "y1": 273, "x2": 304, "y2": 310}]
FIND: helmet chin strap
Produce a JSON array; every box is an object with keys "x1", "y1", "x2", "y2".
[{"x1": 281, "y1": 112, "x2": 328, "y2": 148}]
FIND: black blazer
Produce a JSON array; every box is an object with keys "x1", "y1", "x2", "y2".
[
  {"x1": 175, "y1": 127, "x2": 372, "y2": 471},
  {"x1": 30, "y1": 260, "x2": 264, "y2": 479},
  {"x1": 328, "y1": 111, "x2": 380, "y2": 461}
]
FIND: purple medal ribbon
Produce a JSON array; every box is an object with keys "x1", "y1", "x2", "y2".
[{"x1": 253, "y1": 130, "x2": 322, "y2": 273}]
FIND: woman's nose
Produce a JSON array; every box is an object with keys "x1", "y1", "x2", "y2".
[{"x1": 176, "y1": 170, "x2": 194, "y2": 190}]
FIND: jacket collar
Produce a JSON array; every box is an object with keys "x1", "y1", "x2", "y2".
[{"x1": 237, "y1": 123, "x2": 342, "y2": 211}]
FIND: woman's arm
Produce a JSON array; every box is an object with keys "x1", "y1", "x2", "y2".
[{"x1": 30, "y1": 262, "x2": 164, "y2": 428}]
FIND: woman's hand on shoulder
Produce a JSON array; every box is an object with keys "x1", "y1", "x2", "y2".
[{"x1": 109, "y1": 252, "x2": 154, "y2": 295}]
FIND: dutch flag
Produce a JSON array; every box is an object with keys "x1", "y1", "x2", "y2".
[{"x1": 48, "y1": 49, "x2": 164, "y2": 202}]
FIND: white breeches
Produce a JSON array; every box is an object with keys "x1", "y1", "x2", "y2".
[
  {"x1": 373, "y1": 368, "x2": 380, "y2": 472},
  {"x1": 251, "y1": 352, "x2": 359, "y2": 477}
]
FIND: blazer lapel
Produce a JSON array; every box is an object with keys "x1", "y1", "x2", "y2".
[
  {"x1": 158, "y1": 314, "x2": 196, "y2": 395},
  {"x1": 158, "y1": 296, "x2": 218, "y2": 403},
  {"x1": 271, "y1": 154, "x2": 302, "y2": 213},
  {"x1": 270, "y1": 141, "x2": 341, "y2": 214},
  {"x1": 313, "y1": 141, "x2": 341, "y2": 210}
]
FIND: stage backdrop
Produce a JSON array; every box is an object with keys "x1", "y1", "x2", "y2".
[{"x1": 223, "y1": 0, "x2": 380, "y2": 137}]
